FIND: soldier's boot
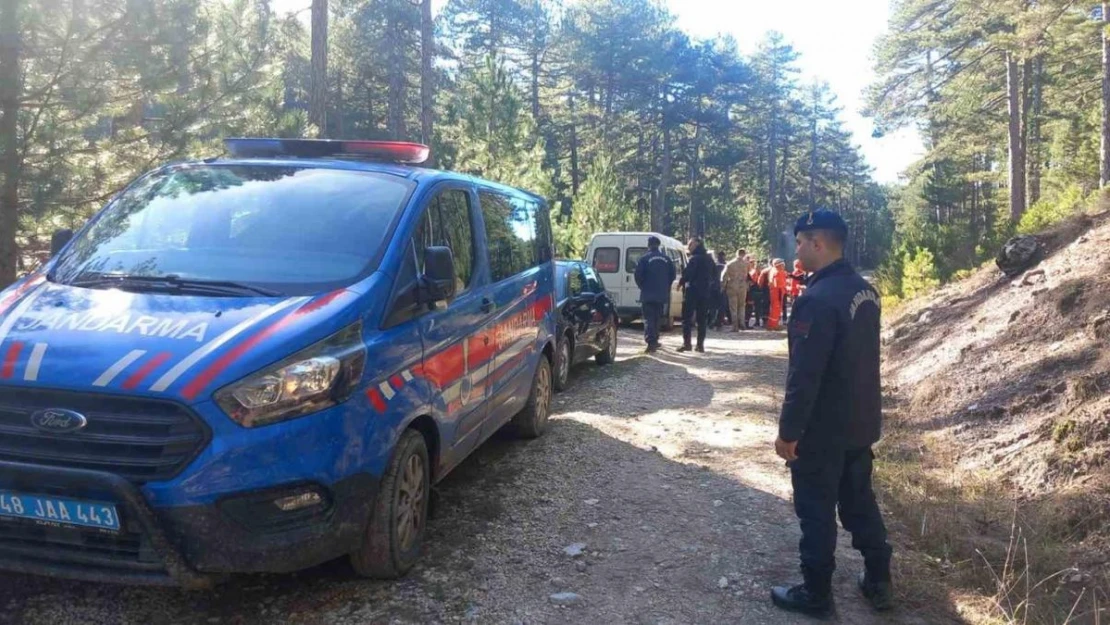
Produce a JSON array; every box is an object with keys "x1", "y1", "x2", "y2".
[
  {"x1": 677, "y1": 344, "x2": 692, "y2": 352},
  {"x1": 771, "y1": 584, "x2": 833, "y2": 620},
  {"x1": 771, "y1": 568, "x2": 833, "y2": 620},
  {"x1": 857, "y1": 571, "x2": 894, "y2": 612}
]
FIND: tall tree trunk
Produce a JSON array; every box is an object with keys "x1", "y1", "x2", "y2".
[
  {"x1": 420, "y1": 0, "x2": 435, "y2": 160},
  {"x1": 1028, "y1": 55, "x2": 1042, "y2": 205},
  {"x1": 336, "y1": 67, "x2": 344, "y2": 137},
  {"x1": 309, "y1": 0, "x2": 328, "y2": 135},
  {"x1": 1006, "y1": 52, "x2": 1026, "y2": 221},
  {"x1": 1102, "y1": 1, "x2": 1110, "y2": 188},
  {"x1": 767, "y1": 111, "x2": 778, "y2": 233},
  {"x1": 387, "y1": 13, "x2": 406, "y2": 139},
  {"x1": 778, "y1": 132, "x2": 790, "y2": 211},
  {"x1": 531, "y1": 51, "x2": 541, "y2": 123},
  {"x1": 689, "y1": 124, "x2": 702, "y2": 238},
  {"x1": 0, "y1": 0, "x2": 21, "y2": 288},
  {"x1": 653, "y1": 113, "x2": 671, "y2": 234},
  {"x1": 568, "y1": 92, "x2": 580, "y2": 196},
  {"x1": 809, "y1": 113, "x2": 818, "y2": 208},
  {"x1": 366, "y1": 81, "x2": 375, "y2": 131}
]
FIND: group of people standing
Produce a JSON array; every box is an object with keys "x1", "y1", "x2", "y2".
[
  {"x1": 718, "y1": 250, "x2": 808, "y2": 334},
  {"x1": 634, "y1": 236, "x2": 810, "y2": 354},
  {"x1": 635, "y1": 210, "x2": 895, "y2": 620}
]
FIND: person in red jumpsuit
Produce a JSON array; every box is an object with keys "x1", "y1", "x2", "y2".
[
  {"x1": 786, "y1": 259, "x2": 807, "y2": 321},
  {"x1": 767, "y1": 259, "x2": 787, "y2": 331}
]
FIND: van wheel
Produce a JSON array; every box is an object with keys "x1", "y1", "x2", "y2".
[
  {"x1": 554, "y1": 333, "x2": 572, "y2": 392},
  {"x1": 596, "y1": 319, "x2": 617, "y2": 365},
  {"x1": 511, "y1": 356, "x2": 553, "y2": 439},
  {"x1": 350, "y1": 430, "x2": 429, "y2": 579}
]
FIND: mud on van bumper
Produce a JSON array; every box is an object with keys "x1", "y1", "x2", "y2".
[{"x1": 0, "y1": 461, "x2": 379, "y2": 588}]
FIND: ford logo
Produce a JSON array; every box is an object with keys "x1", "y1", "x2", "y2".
[{"x1": 30, "y1": 409, "x2": 88, "y2": 434}]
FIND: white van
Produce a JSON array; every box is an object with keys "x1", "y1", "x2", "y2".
[{"x1": 585, "y1": 232, "x2": 688, "y2": 329}]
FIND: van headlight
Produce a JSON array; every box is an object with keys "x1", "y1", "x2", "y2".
[{"x1": 215, "y1": 321, "x2": 367, "y2": 428}]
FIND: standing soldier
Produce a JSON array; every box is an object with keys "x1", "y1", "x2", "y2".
[
  {"x1": 721, "y1": 249, "x2": 749, "y2": 332},
  {"x1": 771, "y1": 208, "x2": 893, "y2": 618},
  {"x1": 678, "y1": 237, "x2": 716, "y2": 353},
  {"x1": 634, "y1": 236, "x2": 676, "y2": 354}
]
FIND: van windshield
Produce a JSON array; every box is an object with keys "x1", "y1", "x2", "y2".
[{"x1": 50, "y1": 165, "x2": 415, "y2": 296}]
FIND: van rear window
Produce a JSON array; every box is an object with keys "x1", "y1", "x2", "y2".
[{"x1": 592, "y1": 248, "x2": 620, "y2": 273}]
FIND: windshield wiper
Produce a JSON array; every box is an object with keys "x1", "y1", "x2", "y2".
[{"x1": 68, "y1": 274, "x2": 281, "y2": 297}]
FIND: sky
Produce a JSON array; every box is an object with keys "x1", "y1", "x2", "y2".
[
  {"x1": 271, "y1": 0, "x2": 924, "y2": 184},
  {"x1": 668, "y1": 0, "x2": 924, "y2": 184}
]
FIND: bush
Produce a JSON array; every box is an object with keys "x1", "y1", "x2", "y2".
[
  {"x1": 875, "y1": 245, "x2": 906, "y2": 299},
  {"x1": 1018, "y1": 185, "x2": 1089, "y2": 235},
  {"x1": 902, "y1": 246, "x2": 941, "y2": 299}
]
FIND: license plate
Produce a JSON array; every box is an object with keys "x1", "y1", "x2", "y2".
[{"x1": 0, "y1": 491, "x2": 120, "y2": 531}]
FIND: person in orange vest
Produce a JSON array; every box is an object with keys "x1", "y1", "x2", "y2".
[
  {"x1": 767, "y1": 259, "x2": 788, "y2": 330},
  {"x1": 785, "y1": 259, "x2": 807, "y2": 321}
]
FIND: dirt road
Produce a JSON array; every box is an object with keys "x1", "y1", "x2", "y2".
[{"x1": 1, "y1": 328, "x2": 922, "y2": 624}]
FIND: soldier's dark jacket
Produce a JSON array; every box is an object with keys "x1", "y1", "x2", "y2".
[
  {"x1": 779, "y1": 258, "x2": 882, "y2": 449},
  {"x1": 634, "y1": 250, "x2": 676, "y2": 304}
]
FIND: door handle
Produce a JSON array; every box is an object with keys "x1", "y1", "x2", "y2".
[{"x1": 480, "y1": 298, "x2": 494, "y2": 313}]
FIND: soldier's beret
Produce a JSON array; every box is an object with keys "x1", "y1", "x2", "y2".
[{"x1": 794, "y1": 208, "x2": 848, "y2": 237}]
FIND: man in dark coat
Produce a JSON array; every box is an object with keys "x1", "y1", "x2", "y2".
[
  {"x1": 634, "y1": 236, "x2": 676, "y2": 353},
  {"x1": 677, "y1": 237, "x2": 716, "y2": 353},
  {"x1": 771, "y1": 208, "x2": 894, "y2": 619}
]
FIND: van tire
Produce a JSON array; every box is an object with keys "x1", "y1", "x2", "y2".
[
  {"x1": 554, "y1": 333, "x2": 572, "y2": 393},
  {"x1": 350, "y1": 429, "x2": 429, "y2": 579},
  {"x1": 511, "y1": 356, "x2": 553, "y2": 439},
  {"x1": 596, "y1": 319, "x2": 617, "y2": 365}
]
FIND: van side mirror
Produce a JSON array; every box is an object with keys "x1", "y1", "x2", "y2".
[
  {"x1": 420, "y1": 246, "x2": 457, "y2": 303},
  {"x1": 51, "y1": 229, "x2": 74, "y2": 256}
]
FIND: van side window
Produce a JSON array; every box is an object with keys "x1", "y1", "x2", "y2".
[
  {"x1": 592, "y1": 248, "x2": 619, "y2": 273},
  {"x1": 625, "y1": 247, "x2": 647, "y2": 274},
  {"x1": 480, "y1": 191, "x2": 551, "y2": 283},
  {"x1": 413, "y1": 189, "x2": 475, "y2": 292}
]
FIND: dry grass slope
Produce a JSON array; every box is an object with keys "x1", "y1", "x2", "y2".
[{"x1": 878, "y1": 210, "x2": 1110, "y2": 624}]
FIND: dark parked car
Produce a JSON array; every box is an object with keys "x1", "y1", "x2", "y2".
[{"x1": 552, "y1": 260, "x2": 618, "y2": 391}]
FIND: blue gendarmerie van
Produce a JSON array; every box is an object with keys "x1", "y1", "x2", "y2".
[{"x1": 0, "y1": 138, "x2": 572, "y2": 587}]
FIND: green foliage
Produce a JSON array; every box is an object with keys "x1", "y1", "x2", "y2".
[
  {"x1": 901, "y1": 247, "x2": 941, "y2": 300},
  {"x1": 876, "y1": 246, "x2": 905, "y2": 299},
  {"x1": 441, "y1": 53, "x2": 553, "y2": 198},
  {"x1": 1018, "y1": 185, "x2": 1089, "y2": 235},
  {"x1": 866, "y1": 0, "x2": 1107, "y2": 300},
  {"x1": 3, "y1": 0, "x2": 896, "y2": 286},
  {"x1": 554, "y1": 149, "x2": 645, "y2": 258}
]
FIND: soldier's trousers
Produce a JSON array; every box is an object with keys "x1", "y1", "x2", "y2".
[
  {"x1": 642, "y1": 302, "x2": 663, "y2": 347},
  {"x1": 681, "y1": 293, "x2": 709, "y2": 347},
  {"x1": 790, "y1": 445, "x2": 892, "y2": 594}
]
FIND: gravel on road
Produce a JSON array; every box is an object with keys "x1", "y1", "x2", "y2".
[{"x1": 0, "y1": 327, "x2": 926, "y2": 624}]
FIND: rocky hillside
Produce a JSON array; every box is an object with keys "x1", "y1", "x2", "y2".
[{"x1": 878, "y1": 210, "x2": 1110, "y2": 621}]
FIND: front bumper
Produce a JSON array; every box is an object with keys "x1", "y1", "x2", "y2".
[{"x1": 0, "y1": 461, "x2": 379, "y2": 587}]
